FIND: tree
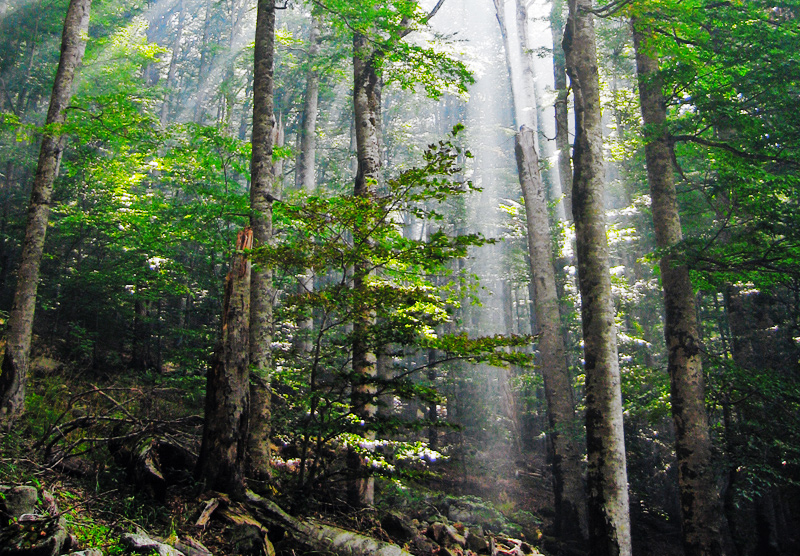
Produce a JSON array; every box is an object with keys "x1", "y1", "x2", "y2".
[
  {"x1": 563, "y1": 0, "x2": 631, "y2": 553},
  {"x1": 515, "y1": 126, "x2": 587, "y2": 544},
  {"x1": 632, "y1": 17, "x2": 727, "y2": 556},
  {"x1": 314, "y1": 0, "x2": 463, "y2": 508},
  {"x1": 248, "y1": 0, "x2": 277, "y2": 481},
  {"x1": 492, "y1": 0, "x2": 587, "y2": 541},
  {"x1": 196, "y1": 228, "x2": 253, "y2": 497},
  {"x1": 0, "y1": 0, "x2": 91, "y2": 427}
]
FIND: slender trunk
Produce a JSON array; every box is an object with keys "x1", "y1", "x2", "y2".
[
  {"x1": 194, "y1": 0, "x2": 213, "y2": 124},
  {"x1": 159, "y1": 0, "x2": 184, "y2": 126},
  {"x1": 296, "y1": 14, "x2": 321, "y2": 192},
  {"x1": 496, "y1": 0, "x2": 587, "y2": 541},
  {"x1": 550, "y1": 0, "x2": 572, "y2": 220},
  {"x1": 516, "y1": 126, "x2": 588, "y2": 543},
  {"x1": 348, "y1": 30, "x2": 382, "y2": 508},
  {"x1": 0, "y1": 0, "x2": 91, "y2": 428},
  {"x1": 563, "y1": 1, "x2": 631, "y2": 554},
  {"x1": 632, "y1": 21, "x2": 726, "y2": 556},
  {"x1": 196, "y1": 228, "x2": 252, "y2": 498},
  {"x1": 247, "y1": 0, "x2": 276, "y2": 480}
]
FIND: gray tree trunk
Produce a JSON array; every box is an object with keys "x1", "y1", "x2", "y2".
[
  {"x1": 247, "y1": 0, "x2": 276, "y2": 481},
  {"x1": 0, "y1": 0, "x2": 91, "y2": 428},
  {"x1": 293, "y1": 14, "x2": 322, "y2": 356},
  {"x1": 159, "y1": 0, "x2": 185, "y2": 126},
  {"x1": 550, "y1": 0, "x2": 572, "y2": 219},
  {"x1": 348, "y1": 29, "x2": 382, "y2": 508},
  {"x1": 296, "y1": 14, "x2": 321, "y2": 193},
  {"x1": 516, "y1": 126, "x2": 588, "y2": 544},
  {"x1": 632, "y1": 20, "x2": 726, "y2": 556},
  {"x1": 563, "y1": 1, "x2": 631, "y2": 554},
  {"x1": 196, "y1": 228, "x2": 253, "y2": 498}
]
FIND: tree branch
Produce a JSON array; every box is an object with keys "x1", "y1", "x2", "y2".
[{"x1": 671, "y1": 134, "x2": 800, "y2": 169}]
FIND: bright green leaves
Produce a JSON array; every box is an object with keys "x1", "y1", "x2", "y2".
[{"x1": 313, "y1": 0, "x2": 474, "y2": 99}]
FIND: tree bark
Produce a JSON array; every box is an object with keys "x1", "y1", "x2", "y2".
[
  {"x1": 0, "y1": 0, "x2": 91, "y2": 428},
  {"x1": 159, "y1": 0, "x2": 185, "y2": 126},
  {"x1": 516, "y1": 126, "x2": 588, "y2": 544},
  {"x1": 196, "y1": 228, "x2": 253, "y2": 498},
  {"x1": 348, "y1": 29, "x2": 382, "y2": 508},
  {"x1": 247, "y1": 492, "x2": 413, "y2": 556},
  {"x1": 563, "y1": 1, "x2": 631, "y2": 554},
  {"x1": 247, "y1": 0, "x2": 276, "y2": 481},
  {"x1": 632, "y1": 20, "x2": 726, "y2": 556},
  {"x1": 550, "y1": 0, "x2": 572, "y2": 220},
  {"x1": 296, "y1": 13, "x2": 321, "y2": 193}
]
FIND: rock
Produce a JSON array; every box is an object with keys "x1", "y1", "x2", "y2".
[
  {"x1": 121, "y1": 531, "x2": 185, "y2": 556},
  {"x1": 446, "y1": 499, "x2": 506, "y2": 533},
  {"x1": 465, "y1": 529, "x2": 489, "y2": 553},
  {"x1": 0, "y1": 515, "x2": 69, "y2": 556},
  {"x1": 381, "y1": 511, "x2": 418, "y2": 542},
  {"x1": 443, "y1": 524, "x2": 466, "y2": 548},
  {"x1": 408, "y1": 533, "x2": 438, "y2": 556},
  {"x1": 66, "y1": 550, "x2": 104, "y2": 556},
  {"x1": 427, "y1": 523, "x2": 465, "y2": 548},
  {"x1": 30, "y1": 357, "x2": 61, "y2": 376},
  {"x1": 0, "y1": 486, "x2": 39, "y2": 522}
]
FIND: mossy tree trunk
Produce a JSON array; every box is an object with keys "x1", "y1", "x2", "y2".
[
  {"x1": 563, "y1": 0, "x2": 631, "y2": 553},
  {"x1": 196, "y1": 228, "x2": 253, "y2": 498},
  {"x1": 247, "y1": 0, "x2": 276, "y2": 481},
  {"x1": 0, "y1": 0, "x2": 91, "y2": 428},
  {"x1": 632, "y1": 19, "x2": 727, "y2": 556},
  {"x1": 515, "y1": 126, "x2": 588, "y2": 544}
]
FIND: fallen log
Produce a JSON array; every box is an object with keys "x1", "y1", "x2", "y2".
[{"x1": 245, "y1": 491, "x2": 412, "y2": 556}]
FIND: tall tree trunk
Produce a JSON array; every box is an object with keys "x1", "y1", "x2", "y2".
[
  {"x1": 348, "y1": 29, "x2": 382, "y2": 508},
  {"x1": 193, "y1": 0, "x2": 213, "y2": 124},
  {"x1": 516, "y1": 126, "x2": 588, "y2": 544},
  {"x1": 159, "y1": 0, "x2": 185, "y2": 126},
  {"x1": 247, "y1": 0, "x2": 276, "y2": 481},
  {"x1": 196, "y1": 228, "x2": 253, "y2": 498},
  {"x1": 0, "y1": 0, "x2": 91, "y2": 428},
  {"x1": 563, "y1": 1, "x2": 631, "y2": 554},
  {"x1": 296, "y1": 14, "x2": 321, "y2": 193},
  {"x1": 550, "y1": 0, "x2": 572, "y2": 220},
  {"x1": 632, "y1": 20, "x2": 726, "y2": 556}
]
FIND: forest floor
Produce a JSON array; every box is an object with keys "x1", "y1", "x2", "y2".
[{"x1": 0, "y1": 355, "x2": 682, "y2": 556}]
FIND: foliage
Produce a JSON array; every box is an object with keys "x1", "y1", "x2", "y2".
[
  {"x1": 312, "y1": 0, "x2": 474, "y2": 98},
  {"x1": 265, "y1": 127, "x2": 533, "y2": 505}
]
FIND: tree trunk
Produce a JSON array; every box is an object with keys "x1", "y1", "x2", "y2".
[
  {"x1": 632, "y1": 20, "x2": 726, "y2": 556},
  {"x1": 247, "y1": 0, "x2": 276, "y2": 481},
  {"x1": 348, "y1": 29, "x2": 382, "y2": 508},
  {"x1": 515, "y1": 126, "x2": 588, "y2": 544},
  {"x1": 0, "y1": 0, "x2": 91, "y2": 428},
  {"x1": 296, "y1": 13, "x2": 321, "y2": 193},
  {"x1": 159, "y1": 0, "x2": 184, "y2": 126},
  {"x1": 563, "y1": 1, "x2": 631, "y2": 554},
  {"x1": 550, "y1": 0, "x2": 572, "y2": 220},
  {"x1": 193, "y1": 0, "x2": 213, "y2": 124},
  {"x1": 247, "y1": 492, "x2": 413, "y2": 556},
  {"x1": 196, "y1": 228, "x2": 253, "y2": 498}
]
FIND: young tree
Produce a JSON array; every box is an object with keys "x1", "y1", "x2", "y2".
[
  {"x1": 563, "y1": 0, "x2": 631, "y2": 553},
  {"x1": 632, "y1": 18, "x2": 727, "y2": 556},
  {"x1": 0, "y1": 0, "x2": 91, "y2": 427}
]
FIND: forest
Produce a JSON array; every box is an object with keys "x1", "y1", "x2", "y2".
[{"x1": 0, "y1": 0, "x2": 799, "y2": 555}]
